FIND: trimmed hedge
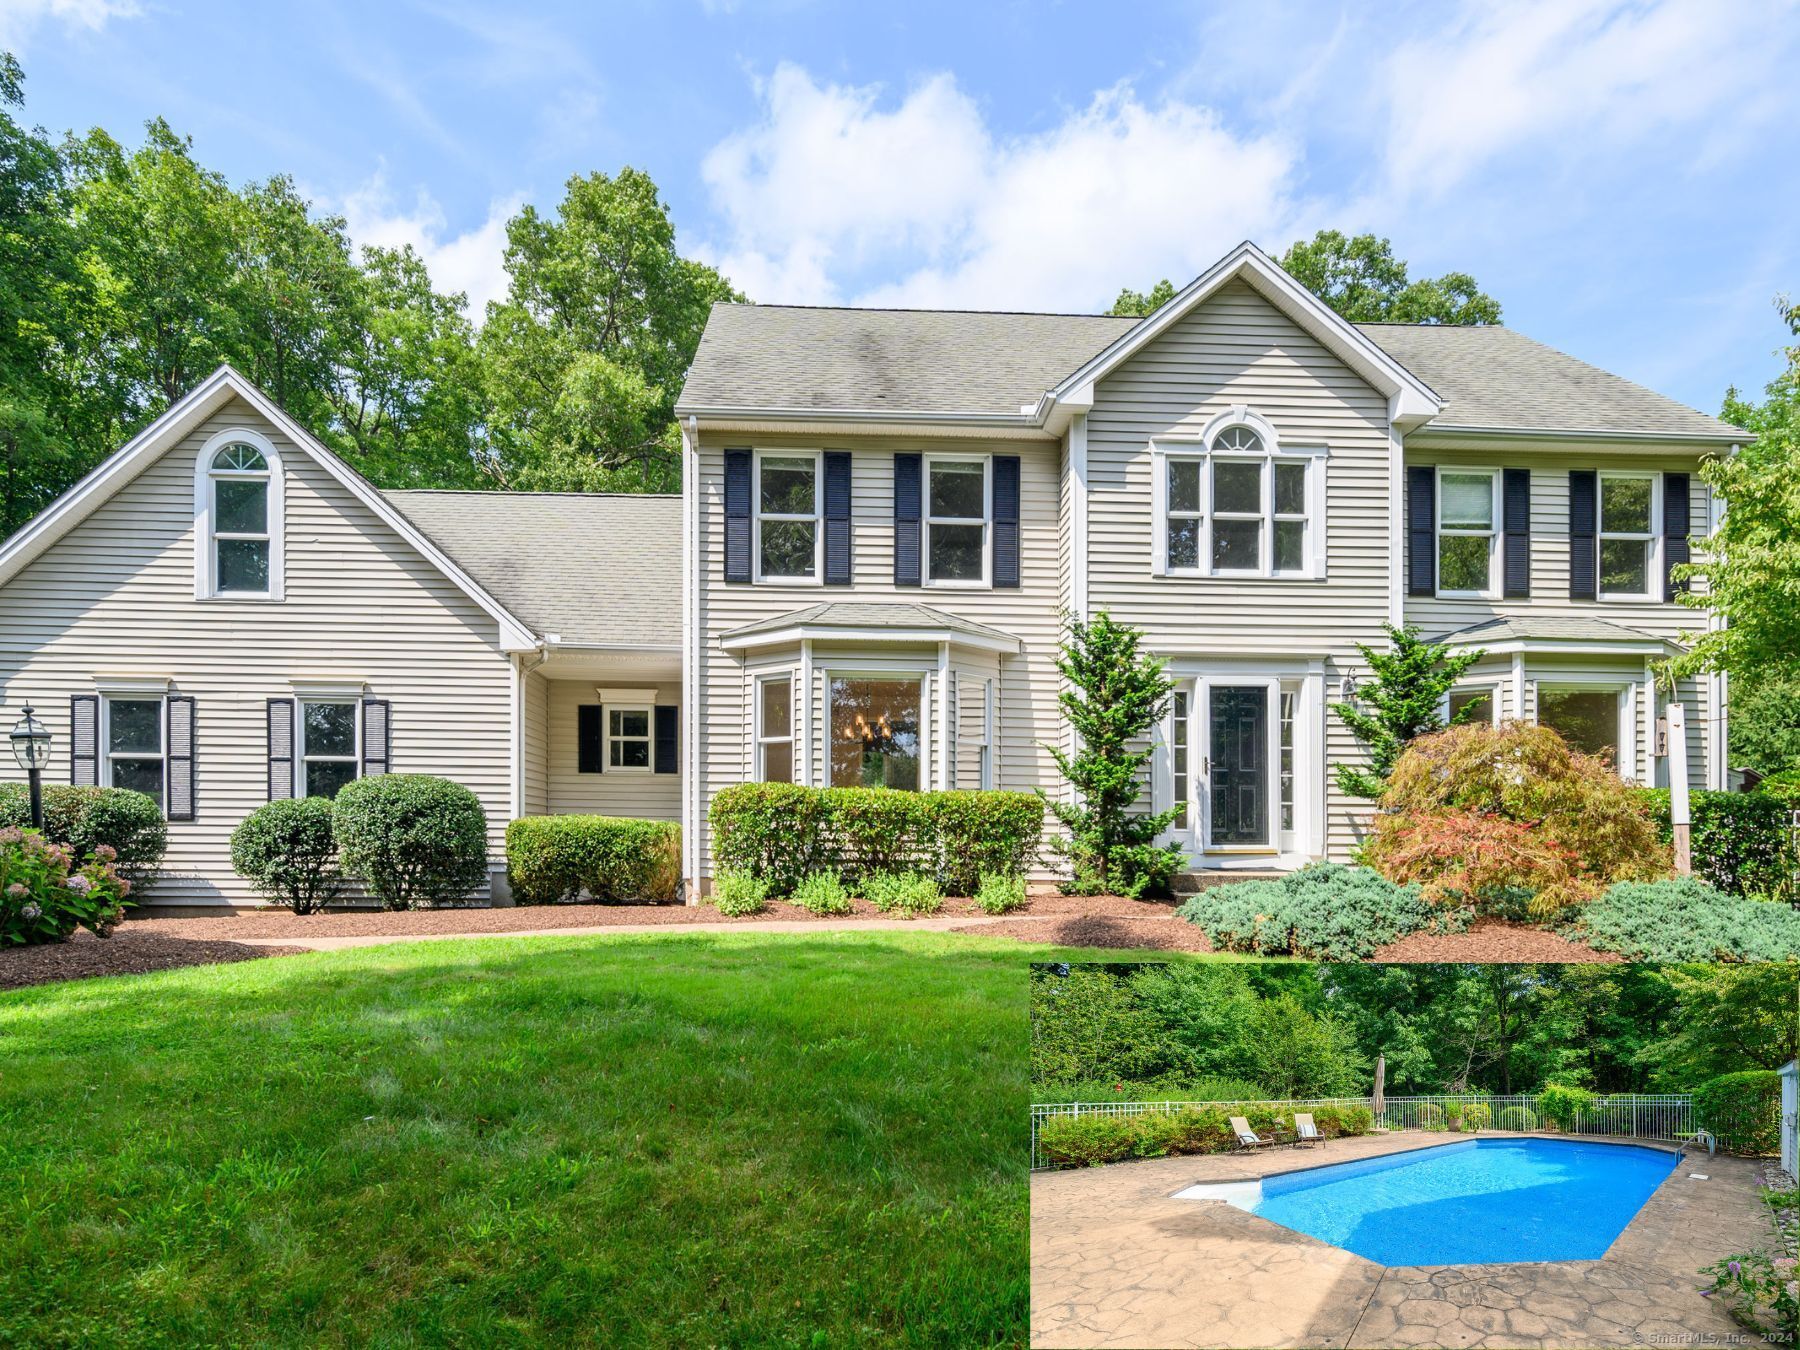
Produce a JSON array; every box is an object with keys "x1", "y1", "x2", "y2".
[
  {"x1": 1036, "y1": 1102, "x2": 1375, "y2": 1168},
  {"x1": 1566, "y1": 876, "x2": 1800, "y2": 962},
  {"x1": 1693, "y1": 1071, "x2": 1782, "y2": 1155},
  {"x1": 231, "y1": 798, "x2": 343, "y2": 914},
  {"x1": 1636, "y1": 787, "x2": 1798, "y2": 899},
  {"x1": 709, "y1": 783, "x2": 1042, "y2": 895},
  {"x1": 1176, "y1": 863, "x2": 1458, "y2": 961},
  {"x1": 505, "y1": 816, "x2": 680, "y2": 904},
  {"x1": 333, "y1": 774, "x2": 488, "y2": 910},
  {"x1": 0, "y1": 783, "x2": 167, "y2": 882}
]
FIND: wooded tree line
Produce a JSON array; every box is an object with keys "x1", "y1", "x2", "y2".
[
  {"x1": 0, "y1": 52, "x2": 740, "y2": 536},
  {"x1": 1031, "y1": 962, "x2": 1799, "y2": 1100}
]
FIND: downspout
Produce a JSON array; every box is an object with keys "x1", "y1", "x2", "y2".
[{"x1": 682, "y1": 415, "x2": 701, "y2": 903}]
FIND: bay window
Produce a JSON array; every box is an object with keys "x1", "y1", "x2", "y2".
[
  {"x1": 829, "y1": 676, "x2": 921, "y2": 790},
  {"x1": 756, "y1": 676, "x2": 794, "y2": 783}
]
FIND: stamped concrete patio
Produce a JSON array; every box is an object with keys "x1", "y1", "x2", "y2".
[{"x1": 1031, "y1": 1131, "x2": 1769, "y2": 1349}]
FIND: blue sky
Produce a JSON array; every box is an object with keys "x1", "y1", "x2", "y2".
[{"x1": 4, "y1": 0, "x2": 1798, "y2": 417}]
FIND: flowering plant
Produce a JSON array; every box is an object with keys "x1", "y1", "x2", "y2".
[
  {"x1": 1699, "y1": 1250, "x2": 1798, "y2": 1342},
  {"x1": 0, "y1": 826, "x2": 133, "y2": 945}
]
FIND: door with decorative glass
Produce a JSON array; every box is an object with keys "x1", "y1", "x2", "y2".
[{"x1": 1201, "y1": 681, "x2": 1274, "y2": 849}]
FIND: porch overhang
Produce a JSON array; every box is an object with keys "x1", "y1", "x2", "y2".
[
  {"x1": 1435, "y1": 616, "x2": 1683, "y2": 661},
  {"x1": 718, "y1": 602, "x2": 1023, "y2": 657}
]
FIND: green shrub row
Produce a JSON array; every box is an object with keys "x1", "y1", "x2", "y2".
[
  {"x1": 232, "y1": 775, "x2": 489, "y2": 912},
  {"x1": 505, "y1": 816, "x2": 680, "y2": 904},
  {"x1": 1692, "y1": 1070, "x2": 1782, "y2": 1155},
  {"x1": 1636, "y1": 787, "x2": 1798, "y2": 900},
  {"x1": 0, "y1": 783, "x2": 167, "y2": 882},
  {"x1": 1036, "y1": 1102, "x2": 1375, "y2": 1167},
  {"x1": 1176, "y1": 863, "x2": 1462, "y2": 961},
  {"x1": 1565, "y1": 876, "x2": 1800, "y2": 962},
  {"x1": 709, "y1": 784, "x2": 1042, "y2": 895}
]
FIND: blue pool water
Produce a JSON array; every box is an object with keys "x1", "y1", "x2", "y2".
[{"x1": 1250, "y1": 1138, "x2": 1677, "y2": 1266}]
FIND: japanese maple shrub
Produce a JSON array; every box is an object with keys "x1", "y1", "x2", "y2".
[{"x1": 1042, "y1": 610, "x2": 1183, "y2": 898}]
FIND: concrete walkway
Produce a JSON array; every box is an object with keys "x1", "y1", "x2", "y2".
[
  {"x1": 231, "y1": 914, "x2": 1023, "y2": 951},
  {"x1": 1031, "y1": 1132, "x2": 1768, "y2": 1349}
]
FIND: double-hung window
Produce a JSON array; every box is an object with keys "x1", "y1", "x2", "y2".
[
  {"x1": 756, "y1": 676, "x2": 794, "y2": 783},
  {"x1": 755, "y1": 452, "x2": 820, "y2": 581},
  {"x1": 1448, "y1": 686, "x2": 1501, "y2": 728},
  {"x1": 1156, "y1": 419, "x2": 1322, "y2": 578},
  {"x1": 606, "y1": 706, "x2": 653, "y2": 771},
  {"x1": 1598, "y1": 472, "x2": 1656, "y2": 599},
  {"x1": 925, "y1": 456, "x2": 989, "y2": 585},
  {"x1": 300, "y1": 701, "x2": 359, "y2": 799},
  {"x1": 1436, "y1": 469, "x2": 1499, "y2": 596},
  {"x1": 105, "y1": 698, "x2": 165, "y2": 807}
]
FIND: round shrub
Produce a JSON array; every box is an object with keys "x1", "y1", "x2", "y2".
[
  {"x1": 1415, "y1": 1102, "x2": 1445, "y2": 1131},
  {"x1": 712, "y1": 869, "x2": 769, "y2": 917},
  {"x1": 1536, "y1": 1084, "x2": 1596, "y2": 1133},
  {"x1": 1496, "y1": 1105, "x2": 1539, "y2": 1132},
  {"x1": 1365, "y1": 722, "x2": 1669, "y2": 916},
  {"x1": 790, "y1": 870, "x2": 852, "y2": 916},
  {"x1": 1693, "y1": 1070, "x2": 1781, "y2": 1155},
  {"x1": 1176, "y1": 863, "x2": 1453, "y2": 961},
  {"x1": 231, "y1": 798, "x2": 343, "y2": 914},
  {"x1": 505, "y1": 816, "x2": 679, "y2": 904},
  {"x1": 331, "y1": 774, "x2": 488, "y2": 910},
  {"x1": 1567, "y1": 877, "x2": 1800, "y2": 962},
  {"x1": 0, "y1": 783, "x2": 167, "y2": 883},
  {"x1": 1460, "y1": 1103, "x2": 1492, "y2": 1132},
  {"x1": 0, "y1": 826, "x2": 132, "y2": 945}
]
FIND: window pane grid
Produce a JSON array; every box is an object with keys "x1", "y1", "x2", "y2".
[
  {"x1": 1278, "y1": 690, "x2": 1295, "y2": 833},
  {"x1": 300, "y1": 701, "x2": 359, "y2": 800},
  {"x1": 1437, "y1": 469, "x2": 1498, "y2": 594},
  {"x1": 1171, "y1": 691, "x2": 1189, "y2": 829},
  {"x1": 106, "y1": 698, "x2": 164, "y2": 809},
  {"x1": 210, "y1": 446, "x2": 271, "y2": 595},
  {"x1": 1598, "y1": 474, "x2": 1654, "y2": 596},
  {"x1": 756, "y1": 454, "x2": 819, "y2": 580},
  {"x1": 1167, "y1": 458, "x2": 1203, "y2": 571},
  {"x1": 1160, "y1": 436, "x2": 1314, "y2": 578},
  {"x1": 757, "y1": 675, "x2": 795, "y2": 784},
  {"x1": 607, "y1": 706, "x2": 653, "y2": 770},
  {"x1": 925, "y1": 458, "x2": 988, "y2": 584}
]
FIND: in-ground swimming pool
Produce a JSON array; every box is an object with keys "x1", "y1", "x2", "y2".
[{"x1": 1203, "y1": 1138, "x2": 1678, "y2": 1266}]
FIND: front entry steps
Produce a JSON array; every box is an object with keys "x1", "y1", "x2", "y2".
[{"x1": 1171, "y1": 870, "x2": 1287, "y2": 897}]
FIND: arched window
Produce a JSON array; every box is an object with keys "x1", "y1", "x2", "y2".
[{"x1": 196, "y1": 429, "x2": 282, "y2": 599}]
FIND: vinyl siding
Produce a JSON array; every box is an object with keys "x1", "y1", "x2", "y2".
[
  {"x1": 0, "y1": 399, "x2": 514, "y2": 908},
  {"x1": 1083, "y1": 278, "x2": 1394, "y2": 860},
  {"x1": 544, "y1": 677, "x2": 681, "y2": 819},
  {"x1": 693, "y1": 431, "x2": 1065, "y2": 880},
  {"x1": 523, "y1": 668, "x2": 550, "y2": 817}
]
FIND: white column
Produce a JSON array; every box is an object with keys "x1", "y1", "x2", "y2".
[
  {"x1": 800, "y1": 639, "x2": 815, "y2": 788},
  {"x1": 1511, "y1": 652, "x2": 1526, "y2": 721},
  {"x1": 1307, "y1": 663, "x2": 1328, "y2": 858},
  {"x1": 936, "y1": 641, "x2": 951, "y2": 791}
]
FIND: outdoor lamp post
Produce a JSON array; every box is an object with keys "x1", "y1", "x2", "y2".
[{"x1": 8, "y1": 705, "x2": 52, "y2": 831}]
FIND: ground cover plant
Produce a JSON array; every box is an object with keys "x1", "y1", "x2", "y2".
[
  {"x1": 711, "y1": 868, "x2": 768, "y2": 916},
  {"x1": 789, "y1": 870, "x2": 852, "y2": 915},
  {"x1": 1175, "y1": 863, "x2": 1457, "y2": 960},
  {"x1": 974, "y1": 871, "x2": 1027, "y2": 915},
  {"x1": 0, "y1": 931, "x2": 1029, "y2": 1346},
  {"x1": 862, "y1": 869, "x2": 944, "y2": 917},
  {"x1": 1567, "y1": 877, "x2": 1800, "y2": 962}
]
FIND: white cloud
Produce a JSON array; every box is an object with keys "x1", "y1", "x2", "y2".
[
  {"x1": 1380, "y1": 0, "x2": 1793, "y2": 197},
  {"x1": 337, "y1": 169, "x2": 521, "y2": 318},
  {"x1": 698, "y1": 64, "x2": 1298, "y2": 311},
  {"x1": 0, "y1": 0, "x2": 140, "y2": 46}
]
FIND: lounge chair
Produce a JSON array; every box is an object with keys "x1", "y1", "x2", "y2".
[
  {"x1": 1293, "y1": 1113, "x2": 1323, "y2": 1148},
  {"x1": 1230, "y1": 1116, "x2": 1279, "y2": 1151}
]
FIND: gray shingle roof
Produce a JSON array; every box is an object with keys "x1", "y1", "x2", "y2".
[
  {"x1": 677, "y1": 302, "x2": 1742, "y2": 440},
  {"x1": 722, "y1": 602, "x2": 1019, "y2": 646},
  {"x1": 383, "y1": 490, "x2": 681, "y2": 647},
  {"x1": 1436, "y1": 615, "x2": 1680, "y2": 647}
]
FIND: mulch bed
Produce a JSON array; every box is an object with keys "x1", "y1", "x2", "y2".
[
  {"x1": 949, "y1": 913, "x2": 1215, "y2": 952},
  {"x1": 0, "y1": 928, "x2": 307, "y2": 993},
  {"x1": 1371, "y1": 918, "x2": 1619, "y2": 964}
]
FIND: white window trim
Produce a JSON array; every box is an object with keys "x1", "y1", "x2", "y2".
[
  {"x1": 752, "y1": 449, "x2": 823, "y2": 585},
  {"x1": 1434, "y1": 465, "x2": 1501, "y2": 599},
  {"x1": 604, "y1": 702, "x2": 655, "y2": 774},
  {"x1": 1169, "y1": 688, "x2": 1190, "y2": 832},
  {"x1": 1536, "y1": 680, "x2": 1637, "y2": 782},
  {"x1": 1442, "y1": 683, "x2": 1504, "y2": 728},
  {"x1": 1150, "y1": 412, "x2": 1326, "y2": 580},
  {"x1": 194, "y1": 426, "x2": 284, "y2": 601},
  {"x1": 101, "y1": 694, "x2": 165, "y2": 806},
  {"x1": 1596, "y1": 470, "x2": 1662, "y2": 603},
  {"x1": 978, "y1": 678, "x2": 995, "y2": 790},
  {"x1": 754, "y1": 673, "x2": 795, "y2": 783},
  {"x1": 824, "y1": 669, "x2": 929, "y2": 791},
  {"x1": 297, "y1": 698, "x2": 361, "y2": 799},
  {"x1": 922, "y1": 453, "x2": 991, "y2": 589}
]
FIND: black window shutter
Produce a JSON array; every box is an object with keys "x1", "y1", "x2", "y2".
[
  {"x1": 578, "y1": 704, "x2": 604, "y2": 774},
  {"x1": 1568, "y1": 469, "x2": 1598, "y2": 600},
  {"x1": 654, "y1": 706, "x2": 679, "y2": 774},
  {"x1": 1663, "y1": 472, "x2": 1691, "y2": 599},
  {"x1": 724, "y1": 449, "x2": 752, "y2": 583},
  {"x1": 361, "y1": 699, "x2": 391, "y2": 776},
  {"x1": 1405, "y1": 466, "x2": 1436, "y2": 597},
  {"x1": 894, "y1": 453, "x2": 922, "y2": 586},
  {"x1": 266, "y1": 698, "x2": 294, "y2": 801},
  {"x1": 823, "y1": 451, "x2": 852, "y2": 585},
  {"x1": 70, "y1": 695, "x2": 98, "y2": 787},
  {"x1": 1502, "y1": 468, "x2": 1531, "y2": 598},
  {"x1": 993, "y1": 455, "x2": 1021, "y2": 589},
  {"x1": 165, "y1": 696, "x2": 196, "y2": 821}
]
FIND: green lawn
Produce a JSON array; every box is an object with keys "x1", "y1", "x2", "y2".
[{"x1": 0, "y1": 931, "x2": 1111, "y2": 1347}]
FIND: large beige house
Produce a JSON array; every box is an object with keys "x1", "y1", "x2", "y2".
[{"x1": 0, "y1": 242, "x2": 1743, "y2": 908}]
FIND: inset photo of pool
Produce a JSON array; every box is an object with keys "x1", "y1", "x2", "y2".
[{"x1": 1028, "y1": 961, "x2": 1799, "y2": 1350}]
